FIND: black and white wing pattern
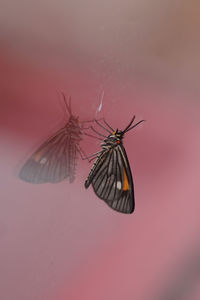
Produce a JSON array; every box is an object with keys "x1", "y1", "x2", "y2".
[
  {"x1": 19, "y1": 128, "x2": 78, "y2": 184},
  {"x1": 85, "y1": 145, "x2": 135, "y2": 214}
]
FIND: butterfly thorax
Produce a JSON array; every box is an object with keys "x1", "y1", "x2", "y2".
[
  {"x1": 65, "y1": 116, "x2": 82, "y2": 141},
  {"x1": 102, "y1": 129, "x2": 124, "y2": 148}
]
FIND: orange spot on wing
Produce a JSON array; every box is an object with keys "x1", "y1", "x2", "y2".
[
  {"x1": 123, "y1": 168, "x2": 129, "y2": 191},
  {"x1": 33, "y1": 146, "x2": 48, "y2": 162}
]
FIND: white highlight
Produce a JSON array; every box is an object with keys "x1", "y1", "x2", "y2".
[
  {"x1": 40, "y1": 157, "x2": 47, "y2": 164},
  {"x1": 116, "y1": 181, "x2": 122, "y2": 189},
  {"x1": 95, "y1": 90, "x2": 104, "y2": 116}
]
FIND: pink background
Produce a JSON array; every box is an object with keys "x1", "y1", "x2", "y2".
[{"x1": 1, "y1": 1, "x2": 200, "y2": 299}]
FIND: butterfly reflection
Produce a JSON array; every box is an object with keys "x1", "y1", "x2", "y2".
[{"x1": 19, "y1": 95, "x2": 88, "y2": 184}]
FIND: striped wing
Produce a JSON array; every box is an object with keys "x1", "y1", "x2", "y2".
[
  {"x1": 19, "y1": 128, "x2": 78, "y2": 183},
  {"x1": 85, "y1": 145, "x2": 134, "y2": 214}
]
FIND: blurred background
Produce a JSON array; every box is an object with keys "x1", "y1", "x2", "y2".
[{"x1": 1, "y1": 1, "x2": 200, "y2": 299}]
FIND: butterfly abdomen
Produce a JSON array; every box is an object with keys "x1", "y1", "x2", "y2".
[{"x1": 66, "y1": 137, "x2": 79, "y2": 183}]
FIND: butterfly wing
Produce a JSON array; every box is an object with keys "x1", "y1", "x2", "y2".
[
  {"x1": 19, "y1": 128, "x2": 76, "y2": 183},
  {"x1": 85, "y1": 145, "x2": 134, "y2": 214}
]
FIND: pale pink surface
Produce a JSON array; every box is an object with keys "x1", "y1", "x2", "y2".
[{"x1": 1, "y1": 1, "x2": 200, "y2": 300}]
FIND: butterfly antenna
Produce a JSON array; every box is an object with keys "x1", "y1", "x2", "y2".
[
  {"x1": 123, "y1": 116, "x2": 136, "y2": 133},
  {"x1": 125, "y1": 119, "x2": 145, "y2": 132},
  {"x1": 68, "y1": 96, "x2": 72, "y2": 115},
  {"x1": 61, "y1": 92, "x2": 71, "y2": 116}
]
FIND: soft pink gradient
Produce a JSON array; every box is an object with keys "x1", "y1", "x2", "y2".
[{"x1": 1, "y1": 1, "x2": 200, "y2": 300}]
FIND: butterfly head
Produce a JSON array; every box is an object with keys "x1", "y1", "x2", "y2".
[
  {"x1": 108, "y1": 116, "x2": 145, "y2": 145},
  {"x1": 61, "y1": 93, "x2": 82, "y2": 131},
  {"x1": 112, "y1": 129, "x2": 124, "y2": 144},
  {"x1": 69, "y1": 115, "x2": 79, "y2": 124}
]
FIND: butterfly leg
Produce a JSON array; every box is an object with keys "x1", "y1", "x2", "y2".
[
  {"x1": 81, "y1": 117, "x2": 103, "y2": 123},
  {"x1": 94, "y1": 119, "x2": 112, "y2": 134},
  {"x1": 82, "y1": 132, "x2": 102, "y2": 140},
  {"x1": 81, "y1": 118, "x2": 104, "y2": 131},
  {"x1": 102, "y1": 118, "x2": 114, "y2": 132},
  {"x1": 90, "y1": 126, "x2": 107, "y2": 138},
  {"x1": 76, "y1": 145, "x2": 101, "y2": 162}
]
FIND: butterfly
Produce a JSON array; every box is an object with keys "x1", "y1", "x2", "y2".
[
  {"x1": 19, "y1": 94, "x2": 88, "y2": 184},
  {"x1": 84, "y1": 117, "x2": 144, "y2": 214}
]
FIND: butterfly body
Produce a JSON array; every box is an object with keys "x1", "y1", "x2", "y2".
[{"x1": 85, "y1": 128, "x2": 135, "y2": 214}]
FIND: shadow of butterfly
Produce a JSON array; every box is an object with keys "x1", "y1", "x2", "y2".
[
  {"x1": 19, "y1": 94, "x2": 88, "y2": 184},
  {"x1": 84, "y1": 117, "x2": 144, "y2": 214}
]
